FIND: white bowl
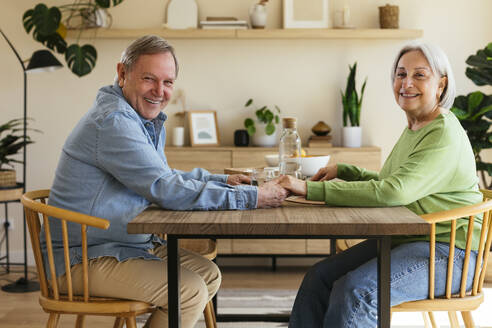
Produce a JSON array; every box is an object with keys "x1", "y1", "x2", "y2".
[
  {"x1": 264, "y1": 154, "x2": 279, "y2": 167},
  {"x1": 300, "y1": 155, "x2": 331, "y2": 177}
]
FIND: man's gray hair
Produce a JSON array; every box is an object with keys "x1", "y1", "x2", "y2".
[
  {"x1": 120, "y1": 35, "x2": 179, "y2": 77},
  {"x1": 391, "y1": 42, "x2": 456, "y2": 109}
]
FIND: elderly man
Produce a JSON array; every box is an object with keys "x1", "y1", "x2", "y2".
[{"x1": 45, "y1": 35, "x2": 287, "y2": 328}]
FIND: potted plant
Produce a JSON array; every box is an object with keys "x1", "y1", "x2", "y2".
[
  {"x1": 22, "y1": 0, "x2": 125, "y2": 77},
  {"x1": 243, "y1": 98, "x2": 281, "y2": 147},
  {"x1": 341, "y1": 62, "x2": 367, "y2": 147},
  {"x1": 0, "y1": 119, "x2": 36, "y2": 187},
  {"x1": 451, "y1": 42, "x2": 492, "y2": 188}
]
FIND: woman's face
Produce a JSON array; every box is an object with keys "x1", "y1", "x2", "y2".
[{"x1": 393, "y1": 50, "x2": 446, "y2": 115}]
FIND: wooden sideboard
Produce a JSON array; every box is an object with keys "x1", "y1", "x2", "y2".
[{"x1": 165, "y1": 145, "x2": 381, "y2": 255}]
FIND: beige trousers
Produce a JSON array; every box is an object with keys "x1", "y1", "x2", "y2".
[{"x1": 58, "y1": 244, "x2": 221, "y2": 328}]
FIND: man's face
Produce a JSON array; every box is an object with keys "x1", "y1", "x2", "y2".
[{"x1": 117, "y1": 52, "x2": 176, "y2": 120}]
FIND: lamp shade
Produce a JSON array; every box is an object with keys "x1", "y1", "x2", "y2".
[{"x1": 26, "y1": 50, "x2": 62, "y2": 73}]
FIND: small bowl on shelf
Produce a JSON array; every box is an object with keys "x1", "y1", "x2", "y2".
[
  {"x1": 264, "y1": 154, "x2": 279, "y2": 167},
  {"x1": 300, "y1": 155, "x2": 331, "y2": 177}
]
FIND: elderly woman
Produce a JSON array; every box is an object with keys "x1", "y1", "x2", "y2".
[{"x1": 280, "y1": 42, "x2": 482, "y2": 328}]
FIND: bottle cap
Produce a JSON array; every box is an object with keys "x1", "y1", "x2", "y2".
[{"x1": 282, "y1": 117, "x2": 297, "y2": 129}]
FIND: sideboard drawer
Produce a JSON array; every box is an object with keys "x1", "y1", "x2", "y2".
[{"x1": 166, "y1": 150, "x2": 232, "y2": 171}]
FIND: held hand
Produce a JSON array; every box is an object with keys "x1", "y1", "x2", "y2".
[
  {"x1": 276, "y1": 175, "x2": 307, "y2": 196},
  {"x1": 257, "y1": 181, "x2": 289, "y2": 208},
  {"x1": 310, "y1": 164, "x2": 338, "y2": 181},
  {"x1": 227, "y1": 174, "x2": 252, "y2": 186}
]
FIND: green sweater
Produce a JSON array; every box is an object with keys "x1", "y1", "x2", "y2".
[{"x1": 307, "y1": 113, "x2": 482, "y2": 250}]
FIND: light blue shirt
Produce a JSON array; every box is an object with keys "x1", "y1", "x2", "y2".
[{"x1": 43, "y1": 82, "x2": 258, "y2": 277}]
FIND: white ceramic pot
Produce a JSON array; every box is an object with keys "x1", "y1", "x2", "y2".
[
  {"x1": 250, "y1": 4, "x2": 267, "y2": 29},
  {"x1": 252, "y1": 122, "x2": 278, "y2": 147},
  {"x1": 342, "y1": 126, "x2": 362, "y2": 148}
]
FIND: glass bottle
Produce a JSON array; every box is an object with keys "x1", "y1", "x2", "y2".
[{"x1": 279, "y1": 117, "x2": 302, "y2": 178}]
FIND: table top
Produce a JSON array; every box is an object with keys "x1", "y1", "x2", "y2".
[{"x1": 127, "y1": 203, "x2": 429, "y2": 237}]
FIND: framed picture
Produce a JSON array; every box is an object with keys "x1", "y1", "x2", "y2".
[
  {"x1": 283, "y1": 0, "x2": 330, "y2": 28},
  {"x1": 187, "y1": 110, "x2": 220, "y2": 146}
]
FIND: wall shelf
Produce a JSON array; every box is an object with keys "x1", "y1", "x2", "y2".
[{"x1": 68, "y1": 28, "x2": 423, "y2": 40}]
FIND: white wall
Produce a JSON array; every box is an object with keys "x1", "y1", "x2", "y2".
[{"x1": 1, "y1": 0, "x2": 492, "y2": 255}]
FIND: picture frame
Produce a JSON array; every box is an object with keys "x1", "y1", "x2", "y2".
[
  {"x1": 187, "y1": 110, "x2": 220, "y2": 147},
  {"x1": 283, "y1": 0, "x2": 330, "y2": 28}
]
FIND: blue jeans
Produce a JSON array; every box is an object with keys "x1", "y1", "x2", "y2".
[{"x1": 288, "y1": 240, "x2": 477, "y2": 328}]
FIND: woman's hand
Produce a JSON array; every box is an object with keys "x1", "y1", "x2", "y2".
[
  {"x1": 227, "y1": 174, "x2": 251, "y2": 185},
  {"x1": 310, "y1": 164, "x2": 338, "y2": 181},
  {"x1": 276, "y1": 175, "x2": 307, "y2": 196}
]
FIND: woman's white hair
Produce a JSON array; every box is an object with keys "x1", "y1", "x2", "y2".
[{"x1": 391, "y1": 42, "x2": 456, "y2": 109}]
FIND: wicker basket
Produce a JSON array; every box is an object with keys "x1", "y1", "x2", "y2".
[
  {"x1": 379, "y1": 4, "x2": 399, "y2": 29},
  {"x1": 0, "y1": 170, "x2": 17, "y2": 188}
]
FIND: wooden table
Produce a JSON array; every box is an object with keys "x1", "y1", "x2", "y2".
[{"x1": 127, "y1": 203, "x2": 429, "y2": 328}]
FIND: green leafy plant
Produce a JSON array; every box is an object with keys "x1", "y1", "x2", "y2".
[
  {"x1": 22, "y1": 0, "x2": 124, "y2": 77},
  {"x1": 0, "y1": 118, "x2": 38, "y2": 170},
  {"x1": 243, "y1": 99, "x2": 281, "y2": 136},
  {"x1": 451, "y1": 42, "x2": 492, "y2": 188},
  {"x1": 341, "y1": 62, "x2": 367, "y2": 127},
  {"x1": 454, "y1": 43, "x2": 492, "y2": 250}
]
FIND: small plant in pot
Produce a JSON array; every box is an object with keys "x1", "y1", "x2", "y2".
[
  {"x1": 341, "y1": 62, "x2": 367, "y2": 148},
  {"x1": 243, "y1": 98, "x2": 281, "y2": 147},
  {"x1": 0, "y1": 119, "x2": 36, "y2": 187}
]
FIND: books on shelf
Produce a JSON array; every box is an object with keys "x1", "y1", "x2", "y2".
[
  {"x1": 200, "y1": 20, "x2": 249, "y2": 29},
  {"x1": 308, "y1": 135, "x2": 333, "y2": 148}
]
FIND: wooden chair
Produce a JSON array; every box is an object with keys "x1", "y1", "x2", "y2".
[
  {"x1": 21, "y1": 189, "x2": 154, "y2": 328},
  {"x1": 391, "y1": 189, "x2": 492, "y2": 328}
]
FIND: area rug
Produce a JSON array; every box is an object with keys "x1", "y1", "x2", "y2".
[{"x1": 136, "y1": 287, "x2": 492, "y2": 328}]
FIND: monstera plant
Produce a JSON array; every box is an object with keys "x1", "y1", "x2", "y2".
[
  {"x1": 22, "y1": 0, "x2": 124, "y2": 77},
  {"x1": 451, "y1": 42, "x2": 492, "y2": 188}
]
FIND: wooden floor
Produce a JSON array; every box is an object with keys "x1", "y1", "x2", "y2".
[{"x1": 0, "y1": 265, "x2": 307, "y2": 328}]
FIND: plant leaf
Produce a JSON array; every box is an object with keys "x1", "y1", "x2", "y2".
[
  {"x1": 244, "y1": 118, "x2": 254, "y2": 128},
  {"x1": 451, "y1": 106, "x2": 468, "y2": 120},
  {"x1": 245, "y1": 98, "x2": 253, "y2": 107},
  {"x1": 468, "y1": 91, "x2": 484, "y2": 114},
  {"x1": 465, "y1": 67, "x2": 492, "y2": 86},
  {"x1": 23, "y1": 4, "x2": 61, "y2": 37},
  {"x1": 65, "y1": 44, "x2": 97, "y2": 77},
  {"x1": 274, "y1": 105, "x2": 281, "y2": 113},
  {"x1": 33, "y1": 32, "x2": 67, "y2": 54},
  {"x1": 246, "y1": 125, "x2": 256, "y2": 136},
  {"x1": 265, "y1": 123, "x2": 275, "y2": 135},
  {"x1": 95, "y1": 0, "x2": 124, "y2": 8}
]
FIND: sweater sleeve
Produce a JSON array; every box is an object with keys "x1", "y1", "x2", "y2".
[
  {"x1": 337, "y1": 163, "x2": 380, "y2": 181},
  {"x1": 307, "y1": 124, "x2": 457, "y2": 206}
]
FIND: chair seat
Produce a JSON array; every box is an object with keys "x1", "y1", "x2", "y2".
[
  {"x1": 392, "y1": 293, "x2": 484, "y2": 312},
  {"x1": 40, "y1": 295, "x2": 154, "y2": 315}
]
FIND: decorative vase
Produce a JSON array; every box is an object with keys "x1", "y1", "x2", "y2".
[
  {"x1": 342, "y1": 126, "x2": 362, "y2": 148},
  {"x1": 379, "y1": 4, "x2": 399, "y2": 29},
  {"x1": 311, "y1": 121, "x2": 331, "y2": 136},
  {"x1": 166, "y1": 0, "x2": 198, "y2": 29},
  {"x1": 252, "y1": 122, "x2": 278, "y2": 147},
  {"x1": 249, "y1": 4, "x2": 267, "y2": 29},
  {"x1": 234, "y1": 130, "x2": 249, "y2": 147},
  {"x1": 0, "y1": 169, "x2": 16, "y2": 188}
]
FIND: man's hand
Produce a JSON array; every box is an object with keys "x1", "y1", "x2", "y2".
[
  {"x1": 257, "y1": 181, "x2": 289, "y2": 208},
  {"x1": 227, "y1": 174, "x2": 251, "y2": 186},
  {"x1": 276, "y1": 175, "x2": 307, "y2": 196},
  {"x1": 310, "y1": 164, "x2": 338, "y2": 181}
]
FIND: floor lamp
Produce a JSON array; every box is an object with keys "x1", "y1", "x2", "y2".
[{"x1": 0, "y1": 28, "x2": 62, "y2": 293}]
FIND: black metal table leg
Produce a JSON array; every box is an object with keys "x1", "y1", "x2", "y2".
[
  {"x1": 377, "y1": 236, "x2": 391, "y2": 328},
  {"x1": 167, "y1": 235, "x2": 180, "y2": 328}
]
